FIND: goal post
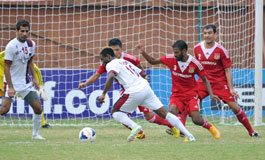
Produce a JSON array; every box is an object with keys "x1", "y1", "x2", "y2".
[
  {"x1": 254, "y1": 0, "x2": 263, "y2": 126},
  {"x1": 0, "y1": 0, "x2": 263, "y2": 126}
]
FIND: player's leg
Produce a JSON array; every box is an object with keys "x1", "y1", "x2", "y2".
[
  {"x1": 111, "y1": 93, "x2": 143, "y2": 142},
  {"x1": 227, "y1": 101, "x2": 260, "y2": 137},
  {"x1": 41, "y1": 112, "x2": 51, "y2": 128},
  {"x1": 24, "y1": 91, "x2": 45, "y2": 140},
  {"x1": 140, "y1": 106, "x2": 176, "y2": 129},
  {"x1": 154, "y1": 107, "x2": 195, "y2": 142},
  {"x1": 189, "y1": 97, "x2": 220, "y2": 139},
  {"x1": 0, "y1": 98, "x2": 12, "y2": 115},
  {"x1": 141, "y1": 87, "x2": 195, "y2": 141}
]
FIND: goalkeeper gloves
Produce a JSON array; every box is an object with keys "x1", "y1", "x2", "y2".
[{"x1": 38, "y1": 85, "x2": 48, "y2": 101}]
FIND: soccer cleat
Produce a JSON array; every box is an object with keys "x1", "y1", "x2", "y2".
[
  {"x1": 183, "y1": 137, "x2": 189, "y2": 142},
  {"x1": 42, "y1": 123, "x2": 51, "y2": 128},
  {"x1": 171, "y1": 127, "x2": 180, "y2": 138},
  {"x1": 165, "y1": 127, "x2": 180, "y2": 139},
  {"x1": 209, "y1": 125, "x2": 221, "y2": 139},
  {"x1": 135, "y1": 131, "x2": 146, "y2": 139},
  {"x1": 250, "y1": 132, "x2": 261, "y2": 138},
  {"x1": 127, "y1": 125, "x2": 142, "y2": 142},
  {"x1": 32, "y1": 134, "x2": 45, "y2": 140},
  {"x1": 187, "y1": 136, "x2": 196, "y2": 142}
]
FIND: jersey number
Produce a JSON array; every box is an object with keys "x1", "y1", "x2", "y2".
[
  {"x1": 22, "y1": 46, "x2": 28, "y2": 54},
  {"x1": 125, "y1": 65, "x2": 139, "y2": 77}
]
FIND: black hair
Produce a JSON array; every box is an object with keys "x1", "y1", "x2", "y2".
[
  {"x1": 16, "y1": 19, "x2": 30, "y2": 30},
  {"x1": 108, "y1": 38, "x2": 122, "y2": 48},
  {"x1": 204, "y1": 24, "x2": 216, "y2": 33},
  {"x1": 172, "y1": 40, "x2": 188, "y2": 51},
  {"x1": 100, "y1": 47, "x2": 115, "y2": 57}
]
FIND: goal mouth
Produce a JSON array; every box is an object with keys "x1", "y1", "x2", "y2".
[{"x1": 0, "y1": 0, "x2": 263, "y2": 126}]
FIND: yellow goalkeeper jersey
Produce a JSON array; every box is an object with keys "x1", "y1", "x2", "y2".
[{"x1": 0, "y1": 50, "x2": 43, "y2": 95}]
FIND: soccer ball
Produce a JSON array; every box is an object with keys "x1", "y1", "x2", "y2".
[{"x1": 79, "y1": 127, "x2": 96, "y2": 142}]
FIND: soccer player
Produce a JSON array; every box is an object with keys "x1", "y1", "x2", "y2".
[
  {"x1": 79, "y1": 38, "x2": 180, "y2": 139},
  {"x1": 0, "y1": 19, "x2": 45, "y2": 139},
  {"x1": 0, "y1": 50, "x2": 51, "y2": 128},
  {"x1": 136, "y1": 40, "x2": 221, "y2": 141},
  {"x1": 194, "y1": 24, "x2": 260, "y2": 137},
  {"x1": 97, "y1": 47, "x2": 195, "y2": 142}
]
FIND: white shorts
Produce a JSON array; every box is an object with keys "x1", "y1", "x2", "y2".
[
  {"x1": 3, "y1": 82, "x2": 36, "y2": 101},
  {"x1": 113, "y1": 84, "x2": 163, "y2": 113}
]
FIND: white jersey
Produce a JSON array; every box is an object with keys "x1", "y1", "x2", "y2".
[
  {"x1": 4, "y1": 38, "x2": 35, "y2": 92},
  {"x1": 106, "y1": 59, "x2": 148, "y2": 94}
]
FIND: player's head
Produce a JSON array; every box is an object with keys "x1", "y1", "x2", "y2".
[
  {"x1": 172, "y1": 40, "x2": 188, "y2": 61},
  {"x1": 108, "y1": 38, "x2": 122, "y2": 58},
  {"x1": 100, "y1": 47, "x2": 115, "y2": 65},
  {"x1": 16, "y1": 19, "x2": 30, "y2": 42},
  {"x1": 203, "y1": 24, "x2": 216, "y2": 44}
]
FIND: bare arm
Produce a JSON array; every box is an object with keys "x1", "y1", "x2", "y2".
[
  {"x1": 4, "y1": 62, "x2": 16, "y2": 97},
  {"x1": 98, "y1": 72, "x2": 115, "y2": 104},
  {"x1": 78, "y1": 72, "x2": 101, "y2": 89},
  {"x1": 135, "y1": 44, "x2": 161, "y2": 65},
  {"x1": 225, "y1": 68, "x2": 240, "y2": 99},
  {"x1": 202, "y1": 76, "x2": 220, "y2": 102},
  {"x1": 136, "y1": 63, "x2": 147, "y2": 78},
  {"x1": 29, "y1": 57, "x2": 40, "y2": 90}
]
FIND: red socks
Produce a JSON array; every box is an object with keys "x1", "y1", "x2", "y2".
[
  {"x1": 147, "y1": 114, "x2": 173, "y2": 128},
  {"x1": 236, "y1": 108, "x2": 254, "y2": 135},
  {"x1": 202, "y1": 118, "x2": 212, "y2": 129}
]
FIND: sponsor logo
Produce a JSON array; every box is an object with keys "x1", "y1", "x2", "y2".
[
  {"x1": 201, "y1": 61, "x2": 216, "y2": 65},
  {"x1": 172, "y1": 71, "x2": 192, "y2": 78}
]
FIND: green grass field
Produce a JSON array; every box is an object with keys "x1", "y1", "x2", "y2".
[{"x1": 1, "y1": 120, "x2": 265, "y2": 160}]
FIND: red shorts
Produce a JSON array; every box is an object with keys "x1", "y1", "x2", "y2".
[
  {"x1": 197, "y1": 81, "x2": 236, "y2": 102},
  {"x1": 169, "y1": 95, "x2": 200, "y2": 116},
  {"x1": 119, "y1": 90, "x2": 152, "y2": 114}
]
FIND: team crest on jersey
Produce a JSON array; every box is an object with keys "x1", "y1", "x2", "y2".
[
  {"x1": 188, "y1": 67, "x2": 195, "y2": 73},
  {"x1": 214, "y1": 53, "x2": 220, "y2": 60}
]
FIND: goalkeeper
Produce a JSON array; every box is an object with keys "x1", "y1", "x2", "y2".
[{"x1": 0, "y1": 50, "x2": 50, "y2": 128}]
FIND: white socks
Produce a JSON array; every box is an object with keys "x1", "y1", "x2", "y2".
[
  {"x1": 165, "y1": 112, "x2": 193, "y2": 137},
  {"x1": 112, "y1": 112, "x2": 138, "y2": 129},
  {"x1": 32, "y1": 114, "x2": 42, "y2": 136}
]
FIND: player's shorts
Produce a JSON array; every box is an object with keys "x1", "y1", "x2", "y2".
[
  {"x1": 2, "y1": 82, "x2": 38, "y2": 102},
  {"x1": 197, "y1": 81, "x2": 236, "y2": 102},
  {"x1": 120, "y1": 90, "x2": 152, "y2": 114},
  {"x1": 114, "y1": 84, "x2": 163, "y2": 113},
  {"x1": 169, "y1": 95, "x2": 200, "y2": 116}
]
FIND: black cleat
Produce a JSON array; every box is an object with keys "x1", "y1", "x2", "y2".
[
  {"x1": 251, "y1": 132, "x2": 261, "y2": 138},
  {"x1": 42, "y1": 123, "x2": 51, "y2": 128}
]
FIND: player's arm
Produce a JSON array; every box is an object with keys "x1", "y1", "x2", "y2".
[
  {"x1": 4, "y1": 62, "x2": 15, "y2": 97},
  {"x1": 201, "y1": 76, "x2": 220, "y2": 102},
  {"x1": 78, "y1": 72, "x2": 101, "y2": 89},
  {"x1": 28, "y1": 56, "x2": 40, "y2": 90},
  {"x1": 135, "y1": 44, "x2": 161, "y2": 65},
  {"x1": 98, "y1": 72, "x2": 115, "y2": 104},
  {"x1": 225, "y1": 67, "x2": 240, "y2": 99}
]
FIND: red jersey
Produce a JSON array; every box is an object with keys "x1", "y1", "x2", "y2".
[
  {"x1": 97, "y1": 52, "x2": 141, "y2": 74},
  {"x1": 160, "y1": 54, "x2": 206, "y2": 97},
  {"x1": 194, "y1": 41, "x2": 231, "y2": 83}
]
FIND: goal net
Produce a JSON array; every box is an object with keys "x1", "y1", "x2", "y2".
[{"x1": 0, "y1": 0, "x2": 262, "y2": 126}]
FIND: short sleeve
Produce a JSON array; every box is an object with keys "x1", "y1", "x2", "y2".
[
  {"x1": 194, "y1": 61, "x2": 206, "y2": 78},
  {"x1": 159, "y1": 56, "x2": 169, "y2": 67},
  {"x1": 220, "y1": 48, "x2": 231, "y2": 69},
  {"x1": 96, "y1": 64, "x2": 107, "y2": 74},
  {"x1": 4, "y1": 43, "x2": 15, "y2": 63},
  {"x1": 106, "y1": 61, "x2": 120, "y2": 75}
]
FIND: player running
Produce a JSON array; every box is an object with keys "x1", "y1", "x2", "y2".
[
  {"x1": 136, "y1": 40, "x2": 221, "y2": 141},
  {"x1": 97, "y1": 47, "x2": 195, "y2": 142},
  {"x1": 194, "y1": 24, "x2": 260, "y2": 137},
  {"x1": 79, "y1": 38, "x2": 180, "y2": 139},
  {"x1": 0, "y1": 19, "x2": 45, "y2": 139}
]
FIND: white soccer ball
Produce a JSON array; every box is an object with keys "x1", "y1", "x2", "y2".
[{"x1": 79, "y1": 127, "x2": 96, "y2": 142}]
